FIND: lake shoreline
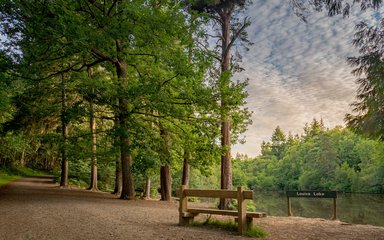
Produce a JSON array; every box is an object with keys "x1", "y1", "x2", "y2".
[{"x1": 253, "y1": 191, "x2": 384, "y2": 227}]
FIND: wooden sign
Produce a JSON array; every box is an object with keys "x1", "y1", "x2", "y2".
[
  {"x1": 286, "y1": 190, "x2": 337, "y2": 220},
  {"x1": 286, "y1": 190, "x2": 337, "y2": 198}
]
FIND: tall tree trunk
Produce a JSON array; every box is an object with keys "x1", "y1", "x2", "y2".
[
  {"x1": 113, "y1": 154, "x2": 122, "y2": 195},
  {"x1": 159, "y1": 123, "x2": 171, "y2": 201},
  {"x1": 182, "y1": 147, "x2": 190, "y2": 187},
  {"x1": 112, "y1": 115, "x2": 122, "y2": 195},
  {"x1": 88, "y1": 94, "x2": 98, "y2": 191},
  {"x1": 144, "y1": 176, "x2": 151, "y2": 200},
  {"x1": 120, "y1": 131, "x2": 134, "y2": 200},
  {"x1": 160, "y1": 165, "x2": 171, "y2": 201},
  {"x1": 115, "y1": 42, "x2": 134, "y2": 199},
  {"x1": 219, "y1": 119, "x2": 232, "y2": 208},
  {"x1": 60, "y1": 74, "x2": 69, "y2": 187},
  {"x1": 219, "y1": 11, "x2": 232, "y2": 210},
  {"x1": 181, "y1": 15, "x2": 194, "y2": 188},
  {"x1": 19, "y1": 151, "x2": 25, "y2": 167}
]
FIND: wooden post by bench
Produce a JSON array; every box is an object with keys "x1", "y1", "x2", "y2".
[
  {"x1": 237, "y1": 186, "x2": 247, "y2": 235},
  {"x1": 178, "y1": 185, "x2": 266, "y2": 235},
  {"x1": 179, "y1": 185, "x2": 192, "y2": 225}
]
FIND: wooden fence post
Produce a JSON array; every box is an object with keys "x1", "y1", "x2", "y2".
[
  {"x1": 332, "y1": 197, "x2": 337, "y2": 220},
  {"x1": 287, "y1": 196, "x2": 292, "y2": 216},
  {"x1": 179, "y1": 185, "x2": 188, "y2": 225},
  {"x1": 237, "y1": 186, "x2": 247, "y2": 235}
]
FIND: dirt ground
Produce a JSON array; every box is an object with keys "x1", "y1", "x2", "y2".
[{"x1": 0, "y1": 177, "x2": 383, "y2": 240}]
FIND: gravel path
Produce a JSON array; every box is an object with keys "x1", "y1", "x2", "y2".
[{"x1": 0, "y1": 177, "x2": 383, "y2": 240}]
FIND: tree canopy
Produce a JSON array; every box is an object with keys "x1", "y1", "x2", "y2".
[{"x1": 0, "y1": 0, "x2": 251, "y2": 200}]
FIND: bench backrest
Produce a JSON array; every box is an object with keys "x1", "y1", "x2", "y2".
[{"x1": 181, "y1": 188, "x2": 253, "y2": 200}]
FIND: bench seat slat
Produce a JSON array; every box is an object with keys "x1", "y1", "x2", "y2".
[
  {"x1": 246, "y1": 212, "x2": 267, "y2": 218},
  {"x1": 185, "y1": 208, "x2": 267, "y2": 218},
  {"x1": 187, "y1": 208, "x2": 238, "y2": 216},
  {"x1": 182, "y1": 212, "x2": 198, "y2": 218}
]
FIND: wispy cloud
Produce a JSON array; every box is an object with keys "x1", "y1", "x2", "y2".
[{"x1": 233, "y1": 0, "x2": 379, "y2": 156}]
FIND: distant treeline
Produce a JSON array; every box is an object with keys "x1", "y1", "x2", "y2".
[{"x1": 230, "y1": 119, "x2": 384, "y2": 194}]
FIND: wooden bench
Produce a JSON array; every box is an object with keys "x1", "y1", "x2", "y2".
[{"x1": 178, "y1": 185, "x2": 267, "y2": 235}]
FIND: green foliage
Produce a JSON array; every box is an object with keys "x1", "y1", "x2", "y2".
[
  {"x1": 0, "y1": 0, "x2": 226, "y2": 193},
  {"x1": 192, "y1": 215, "x2": 238, "y2": 232},
  {"x1": 246, "y1": 226, "x2": 268, "y2": 238},
  {"x1": 0, "y1": 165, "x2": 47, "y2": 186},
  {"x1": 0, "y1": 172, "x2": 20, "y2": 186},
  {"x1": 345, "y1": 21, "x2": 384, "y2": 141},
  {"x1": 231, "y1": 120, "x2": 384, "y2": 194},
  {"x1": 189, "y1": 167, "x2": 220, "y2": 189},
  {"x1": 0, "y1": 131, "x2": 30, "y2": 166},
  {"x1": 0, "y1": 52, "x2": 19, "y2": 127},
  {"x1": 291, "y1": 0, "x2": 383, "y2": 21},
  {"x1": 191, "y1": 215, "x2": 267, "y2": 238},
  {"x1": 261, "y1": 126, "x2": 287, "y2": 159}
]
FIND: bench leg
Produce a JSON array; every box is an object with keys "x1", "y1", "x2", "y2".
[
  {"x1": 180, "y1": 216, "x2": 194, "y2": 226},
  {"x1": 235, "y1": 217, "x2": 253, "y2": 233},
  {"x1": 246, "y1": 217, "x2": 253, "y2": 228}
]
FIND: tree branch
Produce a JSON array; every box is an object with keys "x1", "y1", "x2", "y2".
[
  {"x1": 226, "y1": 17, "x2": 249, "y2": 57},
  {"x1": 87, "y1": 0, "x2": 104, "y2": 12},
  {"x1": 161, "y1": 74, "x2": 179, "y2": 87},
  {"x1": 107, "y1": 0, "x2": 118, "y2": 16},
  {"x1": 197, "y1": 41, "x2": 221, "y2": 61},
  {"x1": 91, "y1": 48, "x2": 116, "y2": 64}
]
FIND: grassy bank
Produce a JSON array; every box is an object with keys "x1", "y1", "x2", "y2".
[
  {"x1": 0, "y1": 166, "x2": 48, "y2": 186},
  {"x1": 191, "y1": 216, "x2": 268, "y2": 238}
]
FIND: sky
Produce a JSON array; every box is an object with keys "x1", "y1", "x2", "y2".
[{"x1": 232, "y1": 1, "x2": 382, "y2": 157}]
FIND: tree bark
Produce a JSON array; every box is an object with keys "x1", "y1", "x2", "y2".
[
  {"x1": 111, "y1": 115, "x2": 122, "y2": 195},
  {"x1": 91, "y1": 39, "x2": 133, "y2": 197},
  {"x1": 60, "y1": 74, "x2": 69, "y2": 187},
  {"x1": 219, "y1": 10, "x2": 233, "y2": 210},
  {"x1": 160, "y1": 165, "x2": 171, "y2": 201},
  {"x1": 113, "y1": 154, "x2": 122, "y2": 195},
  {"x1": 88, "y1": 96, "x2": 98, "y2": 191},
  {"x1": 219, "y1": 119, "x2": 232, "y2": 209},
  {"x1": 182, "y1": 147, "x2": 190, "y2": 187},
  {"x1": 115, "y1": 50, "x2": 135, "y2": 199},
  {"x1": 19, "y1": 151, "x2": 25, "y2": 167},
  {"x1": 144, "y1": 176, "x2": 151, "y2": 200},
  {"x1": 120, "y1": 133, "x2": 134, "y2": 199},
  {"x1": 159, "y1": 123, "x2": 171, "y2": 201}
]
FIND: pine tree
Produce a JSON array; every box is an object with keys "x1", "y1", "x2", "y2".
[
  {"x1": 345, "y1": 19, "x2": 384, "y2": 140},
  {"x1": 191, "y1": 0, "x2": 252, "y2": 210}
]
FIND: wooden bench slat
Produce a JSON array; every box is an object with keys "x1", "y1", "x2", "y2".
[
  {"x1": 178, "y1": 189, "x2": 253, "y2": 199},
  {"x1": 184, "y1": 189, "x2": 237, "y2": 199},
  {"x1": 186, "y1": 208, "x2": 267, "y2": 218},
  {"x1": 242, "y1": 191, "x2": 253, "y2": 200},
  {"x1": 187, "y1": 208, "x2": 238, "y2": 216},
  {"x1": 246, "y1": 212, "x2": 267, "y2": 218},
  {"x1": 182, "y1": 212, "x2": 198, "y2": 218}
]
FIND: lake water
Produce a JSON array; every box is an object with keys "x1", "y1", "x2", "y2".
[{"x1": 253, "y1": 191, "x2": 384, "y2": 227}]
